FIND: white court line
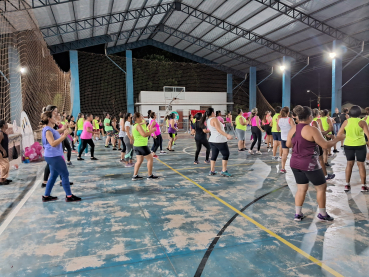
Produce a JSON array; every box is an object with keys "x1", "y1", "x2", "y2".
[{"x1": 0, "y1": 165, "x2": 44, "y2": 237}]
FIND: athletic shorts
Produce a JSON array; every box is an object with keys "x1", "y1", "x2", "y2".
[
  {"x1": 344, "y1": 145, "x2": 367, "y2": 162},
  {"x1": 318, "y1": 145, "x2": 323, "y2": 156},
  {"x1": 272, "y1": 132, "x2": 281, "y2": 141},
  {"x1": 236, "y1": 129, "x2": 245, "y2": 141},
  {"x1": 291, "y1": 168, "x2": 326, "y2": 186},
  {"x1": 365, "y1": 134, "x2": 368, "y2": 142},
  {"x1": 169, "y1": 133, "x2": 175, "y2": 138},
  {"x1": 134, "y1": 146, "x2": 151, "y2": 156},
  {"x1": 281, "y1": 140, "x2": 288, "y2": 149},
  {"x1": 93, "y1": 129, "x2": 98, "y2": 133},
  {"x1": 106, "y1": 130, "x2": 114, "y2": 137}
]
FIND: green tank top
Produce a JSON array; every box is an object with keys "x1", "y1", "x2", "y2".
[
  {"x1": 366, "y1": 116, "x2": 369, "y2": 125},
  {"x1": 313, "y1": 117, "x2": 318, "y2": 121},
  {"x1": 344, "y1": 118, "x2": 366, "y2": 146},
  {"x1": 272, "y1": 113, "x2": 280, "y2": 132},
  {"x1": 77, "y1": 118, "x2": 84, "y2": 131},
  {"x1": 132, "y1": 123, "x2": 148, "y2": 147},
  {"x1": 320, "y1": 117, "x2": 331, "y2": 134},
  {"x1": 235, "y1": 115, "x2": 246, "y2": 131}
]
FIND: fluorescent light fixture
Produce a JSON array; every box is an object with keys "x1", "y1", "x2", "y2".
[
  {"x1": 307, "y1": 90, "x2": 310, "y2": 92},
  {"x1": 329, "y1": 52, "x2": 336, "y2": 59}
]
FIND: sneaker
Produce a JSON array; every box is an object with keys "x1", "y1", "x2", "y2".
[
  {"x1": 204, "y1": 160, "x2": 210, "y2": 164},
  {"x1": 67, "y1": 161, "x2": 72, "y2": 166},
  {"x1": 41, "y1": 183, "x2": 46, "y2": 188},
  {"x1": 317, "y1": 213, "x2": 334, "y2": 221},
  {"x1": 152, "y1": 155, "x2": 158, "y2": 158},
  {"x1": 194, "y1": 160, "x2": 199, "y2": 164},
  {"x1": 125, "y1": 163, "x2": 134, "y2": 168},
  {"x1": 325, "y1": 162, "x2": 330, "y2": 167},
  {"x1": 112, "y1": 148, "x2": 117, "y2": 151},
  {"x1": 256, "y1": 151, "x2": 262, "y2": 155},
  {"x1": 333, "y1": 149, "x2": 339, "y2": 153},
  {"x1": 268, "y1": 148, "x2": 271, "y2": 152},
  {"x1": 118, "y1": 148, "x2": 122, "y2": 151},
  {"x1": 120, "y1": 159, "x2": 126, "y2": 163},
  {"x1": 65, "y1": 195, "x2": 81, "y2": 202},
  {"x1": 77, "y1": 157, "x2": 84, "y2": 161},
  {"x1": 105, "y1": 145, "x2": 110, "y2": 148},
  {"x1": 243, "y1": 148, "x2": 248, "y2": 151},
  {"x1": 147, "y1": 175, "x2": 159, "y2": 180},
  {"x1": 344, "y1": 184, "x2": 351, "y2": 192},
  {"x1": 361, "y1": 185, "x2": 368, "y2": 192},
  {"x1": 278, "y1": 156, "x2": 282, "y2": 160},
  {"x1": 280, "y1": 169, "x2": 287, "y2": 174},
  {"x1": 294, "y1": 213, "x2": 304, "y2": 221},
  {"x1": 272, "y1": 156, "x2": 278, "y2": 160},
  {"x1": 42, "y1": 196, "x2": 58, "y2": 202},
  {"x1": 132, "y1": 175, "x2": 143, "y2": 181},
  {"x1": 159, "y1": 151, "x2": 167, "y2": 155},
  {"x1": 238, "y1": 149, "x2": 245, "y2": 152},
  {"x1": 221, "y1": 170, "x2": 232, "y2": 177},
  {"x1": 248, "y1": 150, "x2": 254, "y2": 155},
  {"x1": 325, "y1": 174, "x2": 335, "y2": 181},
  {"x1": 91, "y1": 157, "x2": 98, "y2": 160},
  {"x1": 209, "y1": 171, "x2": 217, "y2": 176}
]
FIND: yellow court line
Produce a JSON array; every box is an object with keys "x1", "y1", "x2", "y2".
[{"x1": 156, "y1": 158, "x2": 343, "y2": 277}]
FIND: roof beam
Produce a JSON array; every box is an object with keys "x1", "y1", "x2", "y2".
[
  {"x1": 49, "y1": 34, "x2": 113, "y2": 54},
  {"x1": 0, "y1": 0, "x2": 77, "y2": 13},
  {"x1": 40, "y1": 2, "x2": 173, "y2": 38},
  {"x1": 179, "y1": 2, "x2": 307, "y2": 62},
  {"x1": 107, "y1": 39, "x2": 247, "y2": 79},
  {"x1": 253, "y1": 0, "x2": 363, "y2": 48}
]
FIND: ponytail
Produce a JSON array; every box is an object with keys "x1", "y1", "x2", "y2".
[{"x1": 200, "y1": 108, "x2": 214, "y2": 129}]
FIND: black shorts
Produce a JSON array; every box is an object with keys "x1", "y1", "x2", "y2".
[
  {"x1": 318, "y1": 145, "x2": 323, "y2": 156},
  {"x1": 281, "y1": 140, "x2": 288, "y2": 149},
  {"x1": 291, "y1": 168, "x2": 326, "y2": 186},
  {"x1": 169, "y1": 133, "x2": 175, "y2": 138},
  {"x1": 264, "y1": 125, "x2": 272, "y2": 136},
  {"x1": 134, "y1": 146, "x2": 151, "y2": 156},
  {"x1": 344, "y1": 145, "x2": 366, "y2": 162},
  {"x1": 210, "y1": 142, "x2": 230, "y2": 161}
]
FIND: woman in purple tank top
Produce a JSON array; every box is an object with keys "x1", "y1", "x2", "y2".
[{"x1": 286, "y1": 106, "x2": 343, "y2": 222}]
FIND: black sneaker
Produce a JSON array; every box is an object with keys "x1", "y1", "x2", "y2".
[
  {"x1": 333, "y1": 149, "x2": 339, "y2": 153},
  {"x1": 41, "y1": 183, "x2": 46, "y2": 188},
  {"x1": 77, "y1": 157, "x2": 84, "y2": 161},
  {"x1": 91, "y1": 157, "x2": 98, "y2": 160},
  {"x1": 42, "y1": 196, "x2": 58, "y2": 202},
  {"x1": 65, "y1": 195, "x2": 81, "y2": 202},
  {"x1": 6, "y1": 179, "x2": 12, "y2": 183},
  {"x1": 112, "y1": 148, "x2": 117, "y2": 151},
  {"x1": 147, "y1": 175, "x2": 159, "y2": 180},
  {"x1": 132, "y1": 175, "x2": 143, "y2": 181},
  {"x1": 194, "y1": 160, "x2": 199, "y2": 164},
  {"x1": 60, "y1": 182, "x2": 74, "y2": 186},
  {"x1": 325, "y1": 162, "x2": 330, "y2": 167},
  {"x1": 0, "y1": 181, "x2": 10, "y2": 186},
  {"x1": 105, "y1": 146, "x2": 110, "y2": 148}
]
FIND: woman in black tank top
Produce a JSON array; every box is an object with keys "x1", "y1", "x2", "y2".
[{"x1": 0, "y1": 120, "x2": 10, "y2": 185}]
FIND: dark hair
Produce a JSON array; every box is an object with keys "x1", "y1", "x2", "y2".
[
  {"x1": 40, "y1": 111, "x2": 53, "y2": 125},
  {"x1": 0, "y1": 120, "x2": 5, "y2": 128},
  {"x1": 281, "y1": 106, "x2": 289, "y2": 117},
  {"x1": 194, "y1": 112, "x2": 202, "y2": 121},
  {"x1": 68, "y1": 115, "x2": 74, "y2": 121},
  {"x1": 45, "y1": 105, "x2": 57, "y2": 112},
  {"x1": 147, "y1": 110, "x2": 152, "y2": 118},
  {"x1": 188, "y1": 114, "x2": 193, "y2": 120},
  {"x1": 169, "y1": 113, "x2": 175, "y2": 119},
  {"x1": 293, "y1": 105, "x2": 311, "y2": 121},
  {"x1": 321, "y1": 109, "x2": 329, "y2": 117},
  {"x1": 237, "y1": 109, "x2": 242, "y2": 115},
  {"x1": 312, "y1": 108, "x2": 319, "y2": 118},
  {"x1": 200, "y1": 107, "x2": 214, "y2": 128},
  {"x1": 365, "y1": 107, "x2": 369, "y2": 115},
  {"x1": 216, "y1": 111, "x2": 221, "y2": 117},
  {"x1": 150, "y1": 112, "x2": 156, "y2": 119},
  {"x1": 85, "y1": 113, "x2": 92, "y2": 119},
  {"x1": 275, "y1": 106, "x2": 281, "y2": 113},
  {"x1": 77, "y1": 113, "x2": 83, "y2": 120},
  {"x1": 349, "y1": 105, "x2": 362, "y2": 118},
  {"x1": 104, "y1": 112, "x2": 109, "y2": 117},
  {"x1": 119, "y1": 112, "x2": 125, "y2": 119},
  {"x1": 124, "y1": 112, "x2": 132, "y2": 123},
  {"x1": 343, "y1": 108, "x2": 349, "y2": 113},
  {"x1": 133, "y1": 112, "x2": 141, "y2": 121}
]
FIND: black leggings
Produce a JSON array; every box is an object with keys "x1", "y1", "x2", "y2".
[
  {"x1": 250, "y1": 126, "x2": 262, "y2": 151},
  {"x1": 195, "y1": 138, "x2": 210, "y2": 161},
  {"x1": 210, "y1": 142, "x2": 229, "y2": 161},
  {"x1": 63, "y1": 138, "x2": 72, "y2": 161},
  {"x1": 79, "y1": 139, "x2": 95, "y2": 157},
  {"x1": 120, "y1": 137, "x2": 127, "y2": 152},
  {"x1": 151, "y1": 134, "x2": 163, "y2": 153}
]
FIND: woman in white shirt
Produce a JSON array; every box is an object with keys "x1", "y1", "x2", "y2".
[
  {"x1": 277, "y1": 106, "x2": 295, "y2": 173},
  {"x1": 119, "y1": 112, "x2": 126, "y2": 162},
  {"x1": 123, "y1": 113, "x2": 134, "y2": 167},
  {"x1": 199, "y1": 108, "x2": 233, "y2": 177}
]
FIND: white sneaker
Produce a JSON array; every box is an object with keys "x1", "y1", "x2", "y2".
[
  {"x1": 268, "y1": 148, "x2": 271, "y2": 152},
  {"x1": 278, "y1": 156, "x2": 282, "y2": 160},
  {"x1": 248, "y1": 150, "x2": 254, "y2": 155},
  {"x1": 84, "y1": 153, "x2": 90, "y2": 157},
  {"x1": 256, "y1": 151, "x2": 262, "y2": 155}
]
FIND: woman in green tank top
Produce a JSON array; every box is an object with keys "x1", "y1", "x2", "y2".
[
  {"x1": 320, "y1": 109, "x2": 338, "y2": 166},
  {"x1": 337, "y1": 105, "x2": 369, "y2": 192},
  {"x1": 76, "y1": 113, "x2": 88, "y2": 155},
  {"x1": 131, "y1": 112, "x2": 158, "y2": 181},
  {"x1": 364, "y1": 107, "x2": 369, "y2": 164}
]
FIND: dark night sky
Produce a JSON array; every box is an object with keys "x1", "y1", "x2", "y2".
[{"x1": 53, "y1": 44, "x2": 369, "y2": 110}]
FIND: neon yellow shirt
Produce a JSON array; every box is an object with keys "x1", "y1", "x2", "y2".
[
  {"x1": 344, "y1": 118, "x2": 366, "y2": 146},
  {"x1": 77, "y1": 118, "x2": 84, "y2": 131},
  {"x1": 132, "y1": 123, "x2": 148, "y2": 147},
  {"x1": 272, "y1": 113, "x2": 280, "y2": 133},
  {"x1": 320, "y1": 117, "x2": 331, "y2": 134},
  {"x1": 235, "y1": 115, "x2": 246, "y2": 131}
]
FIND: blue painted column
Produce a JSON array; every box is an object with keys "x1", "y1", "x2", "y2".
[
  {"x1": 126, "y1": 50, "x2": 134, "y2": 114},
  {"x1": 331, "y1": 40, "x2": 342, "y2": 112},
  {"x1": 282, "y1": 56, "x2": 292, "y2": 108},
  {"x1": 69, "y1": 50, "x2": 80, "y2": 119},
  {"x1": 249, "y1": 67, "x2": 256, "y2": 110},
  {"x1": 227, "y1": 74, "x2": 233, "y2": 112},
  {"x1": 8, "y1": 44, "x2": 22, "y2": 124}
]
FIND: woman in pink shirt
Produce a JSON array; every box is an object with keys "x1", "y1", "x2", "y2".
[{"x1": 77, "y1": 113, "x2": 98, "y2": 161}]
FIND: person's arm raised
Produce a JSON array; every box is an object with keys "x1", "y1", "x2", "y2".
[
  {"x1": 46, "y1": 129, "x2": 69, "y2": 147},
  {"x1": 136, "y1": 124, "x2": 156, "y2": 137}
]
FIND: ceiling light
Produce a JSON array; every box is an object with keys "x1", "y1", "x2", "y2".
[
  {"x1": 329, "y1": 52, "x2": 336, "y2": 59},
  {"x1": 279, "y1": 65, "x2": 286, "y2": 71},
  {"x1": 20, "y1": 67, "x2": 26, "y2": 74}
]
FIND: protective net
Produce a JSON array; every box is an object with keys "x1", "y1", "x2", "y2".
[
  {"x1": 0, "y1": 7, "x2": 71, "y2": 130},
  {"x1": 78, "y1": 51, "x2": 274, "y2": 117}
]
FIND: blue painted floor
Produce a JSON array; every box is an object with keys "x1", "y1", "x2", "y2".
[{"x1": 0, "y1": 134, "x2": 368, "y2": 276}]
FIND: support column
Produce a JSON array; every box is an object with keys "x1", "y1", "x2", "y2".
[
  {"x1": 282, "y1": 56, "x2": 292, "y2": 108},
  {"x1": 8, "y1": 44, "x2": 22, "y2": 124},
  {"x1": 249, "y1": 67, "x2": 256, "y2": 111},
  {"x1": 331, "y1": 40, "x2": 342, "y2": 112},
  {"x1": 227, "y1": 74, "x2": 233, "y2": 112},
  {"x1": 126, "y1": 50, "x2": 134, "y2": 114},
  {"x1": 69, "y1": 50, "x2": 80, "y2": 119}
]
